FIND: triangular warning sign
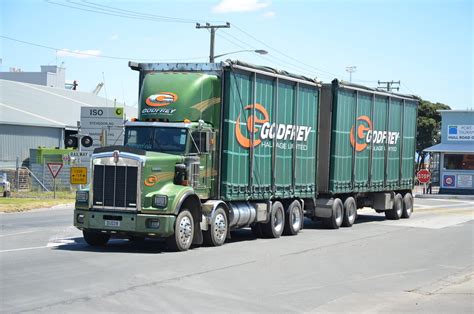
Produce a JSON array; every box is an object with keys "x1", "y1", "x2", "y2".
[{"x1": 47, "y1": 163, "x2": 63, "y2": 178}]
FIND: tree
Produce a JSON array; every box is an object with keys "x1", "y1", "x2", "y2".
[{"x1": 416, "y1": 97, "x2": 450, "y2": 169}]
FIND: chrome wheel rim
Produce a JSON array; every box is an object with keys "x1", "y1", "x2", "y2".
[
  {"x1": 291, "y1": 207, "x2": 301, "y2": 231},
  {"x1": 178, "y1": 216, "x2": 193, "y2": 247},
  {"x1": 348, "y1": 205, "x2": 356, "y2": 224},
  {"x1": 213, "y1": 213, "x2": 227, "y2": 242},
  {"x1": 335, "y1": 207, "x2": 343, "y2": 226},
  {"x1": 274, "y1": 208, "x2": 284, "y2": 233}
]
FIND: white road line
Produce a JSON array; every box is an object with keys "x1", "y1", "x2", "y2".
[
  {"x1": 0, "y1": 238, "x2": 77, "y2": 253},
  {"x1": 0, "y1": 230, "x2": 37, "y2": 237}
]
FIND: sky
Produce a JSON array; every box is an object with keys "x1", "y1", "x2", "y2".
[{"x1": 1, "y1": 0, "x2": 472, "y2": 111}]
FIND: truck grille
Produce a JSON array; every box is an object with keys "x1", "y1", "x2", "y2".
[{"x1": 93, "y1": 165, "x2": 138, "y2": 209}]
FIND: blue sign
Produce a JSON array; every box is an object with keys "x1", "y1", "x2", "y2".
[
  {"x1": 448, "y1": 125, "x2": 458, "y2": 135},
  {"x1": 443, "y1": 175, "x2": 456, "y2": 187}
]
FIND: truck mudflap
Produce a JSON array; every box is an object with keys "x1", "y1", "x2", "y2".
[{"x1": 74, "y1": 209, "x2": 176, "y2": 238}]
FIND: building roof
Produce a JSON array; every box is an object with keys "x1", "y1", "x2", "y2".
[
  {"x1": 424, "y1": 143, "x2": 474, "y2": 153},
  {"x1": 438, "y1": 110, "x2": 474, "y2": 113},
  {"x1": 0, "y1": 79, "x2": 137, "y2": 129}
]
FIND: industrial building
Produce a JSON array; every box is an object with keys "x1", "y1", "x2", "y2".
[
  {"x1": 425, "y1": 110, "x2": 474, "y2": 194},
  {"x1": 0, "y1": 65, "x2": 136, "y2": 169}
]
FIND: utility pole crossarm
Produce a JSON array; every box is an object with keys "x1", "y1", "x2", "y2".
[
  {"x1": 196, "y1": 22, "x2": 231, "y2": 63},
  {"x1": 377, "y1": 80, "x2": 401, "y2": 92}
]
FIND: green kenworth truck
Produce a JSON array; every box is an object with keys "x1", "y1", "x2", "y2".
[{"x1": 74, "y1": 60, "x2": 418, "y2": 251}]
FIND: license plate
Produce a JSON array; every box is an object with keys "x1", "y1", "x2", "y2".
[{"x1": 105, "y1": 220, "x2": 120, "y2": 227}]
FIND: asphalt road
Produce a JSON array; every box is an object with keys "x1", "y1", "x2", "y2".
[{"x1": 1, "y1": 198, "x2": 473, "y2": 313}]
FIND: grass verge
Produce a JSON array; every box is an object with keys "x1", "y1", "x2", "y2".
[{"x1": 0, "y1": 191, "x2": 75, "y2": 213}]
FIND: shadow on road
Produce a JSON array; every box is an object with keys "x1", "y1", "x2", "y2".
[{"x1": 54, "y1": 213, "x2": 388, "y2": 254}]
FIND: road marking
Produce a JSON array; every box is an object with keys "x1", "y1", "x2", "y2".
[
  {"x1": 0, "y1": 230, "x2": 37, "y2": 237},
  {"x1": 0, "y1": 238, "x2": 77, "y2": 253}
]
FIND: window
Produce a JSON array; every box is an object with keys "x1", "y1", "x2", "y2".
[
  {"x1": 125, "y1": 127, "x2": 187, "y2": 154},
  {"x1": 443, "y1": 154, "x2": 474, "y2": 170},
  {"x1": 190, "y1": 131, "x2": 208, "y2": 154}
]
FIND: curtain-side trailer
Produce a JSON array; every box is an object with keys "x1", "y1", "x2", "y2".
[{"x1": 73, "y1": 61, "x2": 418, "y2": 251}]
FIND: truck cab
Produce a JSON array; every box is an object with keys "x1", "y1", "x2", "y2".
[{"x1": 74, "y1": 63, "x2": 222, "y2": 251}]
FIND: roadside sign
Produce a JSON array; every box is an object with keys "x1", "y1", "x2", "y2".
[
  {"x1": 417, "y1": 169, "x2": 431, "y2": 184},
  {"x1": 47, "y1": 163, "x2": 63, "y2": 179},
  {"x1": 70, "y1": 167, "x2": 88, "y2": 184},
  {"x1": 69, "y1": 151, "x2": 90, "y2": 158}
]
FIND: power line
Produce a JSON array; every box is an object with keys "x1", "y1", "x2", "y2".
[
  {"x1": 232, "y1": 24, "x2": 342, "y2": 78},
  {"x1": 377, "y1": 80, "x2": 400, "y2": 92},
  {"x1": 44, "y1": 0, "x2": 202, "y2": 24},
  {"x1": 80, "y1": 0, "x2": 201, "y2": 23},
  {"x1": 0, "y1": 35, "x2": 207, "y2": 62}
]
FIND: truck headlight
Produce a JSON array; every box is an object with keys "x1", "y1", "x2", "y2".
[
  {"x1": 153, "y1": 195, "x2": 168, "y2": 208},
  {"x1": 76, "y1": 191, "x2": 89, "y2": 202}
]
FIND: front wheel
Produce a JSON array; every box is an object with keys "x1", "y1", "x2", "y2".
[
  {"x1": 203, "y1": 207, "x2": 228, "y2": 247},
  {"x1": 83, "y1": 230, "x2": 110, "y2": 246},
  {"x1": 167, "y1": 210, "x2": 194, "y2": 252}
]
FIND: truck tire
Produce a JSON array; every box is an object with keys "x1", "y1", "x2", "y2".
[
  {"x1": 203, "y1": 206, "x2": 228, "y2": 247},
  {"x1": 83, "y1": 230, "x2": 110, "y2": 246},
  {"x1": 283, "y1": 200, "x2": 303, "y2": 235},
  {"x1": 261, "y1": 201, "x2": 285, "y2": 238},
  {"x1": 342, "y1": 197, "x2": 357, "y2": 227},
  {"x1": 251, "y1": 223, "x2": 264, "y2": 238},
  {"x1": 402, "y1": 193, "x2": 413, "y2": 219},
  {"x1": 385, "y1": 193, "x2": 403, "y2": 220},
  {"x1": 323, "y1": 198, "x2": 343, "y2": 229},
  {"x1": 167, "y1": 209, "x2": 194, "y2": 251}
]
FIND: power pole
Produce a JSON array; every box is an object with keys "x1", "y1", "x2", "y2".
[
  {"x1": 196, "y1": 22, "x2": 230, "y2": 62},
  {"x1": 377, "y1": 80, "x2": 400, "y2": 92}
]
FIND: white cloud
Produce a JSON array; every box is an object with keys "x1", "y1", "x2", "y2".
[
  {"x1": 212, "y1": 0, "x2": 270, "y2": 13},
  {"x1": 56, "y1": 49, "x2": 101, "y2": 59},
  {"x1": 263, "y1": 11, "x2": 275, "y2": 18},
  {"x1": 109, "y1": 34, "x2": 119, "y2": 41}
]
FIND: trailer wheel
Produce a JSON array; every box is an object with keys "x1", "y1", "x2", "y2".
[
  {"x1": 342, "y1": 197, "x2": 357, "y2": 227},
  {"x1": 402, "y1": 193, "x2": 413, "y2": 219},
  {"x1": 385, "y1": 194, "x2": 403, "y2": 220},
  {"x1": 203, "y1": 206, "x2": 228, "y2": 247},
  {"x1": 251, "y1": 223, "x2": 264, "y2": 238},
  {"x1": 262, "y1": 201, "x2": 285, "y2": 238},
  {"x1": 283, "y1": 200, "x2": 303, "y2": 235},
  {"x1": 83, "y1": 230, "x2": 110, "y2": 246},
  {"x1": 167, "y1": 209, "x2": 194, "y2": 251},
  {"x1": 323, "y1": 198, "x2": 344, "y2": 229}
]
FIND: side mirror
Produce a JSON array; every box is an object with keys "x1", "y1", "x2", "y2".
[{"x1": 174, "y1": 163, "x2": 187, "y2": 185}]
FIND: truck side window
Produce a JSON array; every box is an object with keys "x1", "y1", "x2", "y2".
[{"x1": 191, "y1": 131, "x2": 208, "y2": 154}]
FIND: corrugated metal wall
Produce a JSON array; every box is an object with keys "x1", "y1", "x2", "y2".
[{"x1": 0, "y1": 124, "x2": 63, "y2": 167}]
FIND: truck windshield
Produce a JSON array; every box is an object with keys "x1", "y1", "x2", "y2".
[{"x1": 124, "y1": 127, "x2": 187, "y2": 154}]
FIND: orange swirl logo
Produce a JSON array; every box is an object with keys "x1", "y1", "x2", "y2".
[
  {"x1": 350, "y1": 116, "x2": 372, "y2": 152},
  {"x1": 235, "y1": 103, "x2": 270, "y2": 148},
  {"x1": 145, "y1": 92, "x2": 178, "y2": 107},
  {"x1": 144, "y1": 175, "x2": 158, "y2": 187}
]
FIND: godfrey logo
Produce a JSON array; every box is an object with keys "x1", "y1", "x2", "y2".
[
  {"x1": 145, "y1": 92, "x2": 178, "y2": 107},
  {"x1": 235, "y1": 103, "x2": 312, "y2": 149},
  {"x1": 350, "y1": 115, "x2": 400, "y2": 152}
]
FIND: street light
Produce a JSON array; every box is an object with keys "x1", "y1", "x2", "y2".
[
  {"x1": 345, "y1": 66, "x2": 357, "y2": 82},
  {"x1": 214, "y1": 49, "x2": 268, "y2": 60}
]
